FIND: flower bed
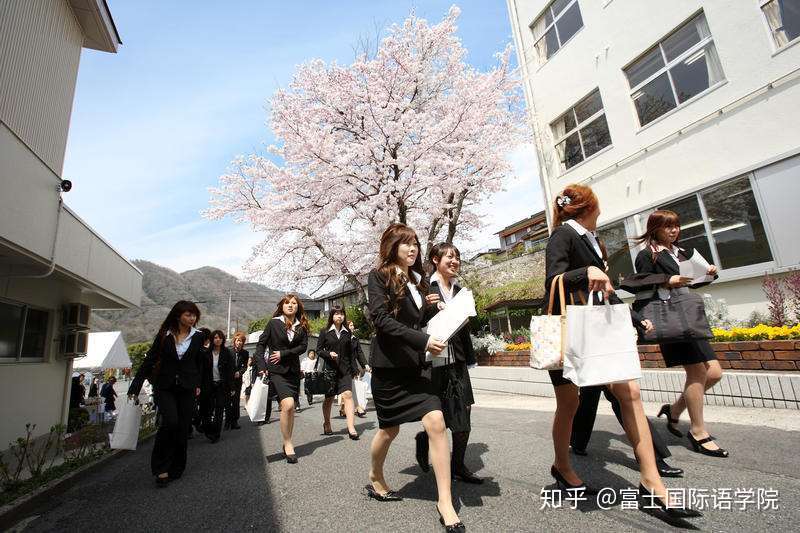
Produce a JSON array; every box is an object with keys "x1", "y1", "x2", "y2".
[{"x1": 712, "y1": 324, "x2": 800, "y2": 341}]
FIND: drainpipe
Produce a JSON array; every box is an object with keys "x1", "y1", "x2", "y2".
[{"x1": 61, "y1": 356, "x2": 74, "y2": 429}]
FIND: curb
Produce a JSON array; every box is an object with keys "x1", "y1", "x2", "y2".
[{"x1": 0, "y1": 431, "x2": 156, "y2": 530}]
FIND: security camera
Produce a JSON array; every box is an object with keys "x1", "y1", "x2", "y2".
[{"x1": 58, "y1": 180, "x2": 72, "y2": 192}]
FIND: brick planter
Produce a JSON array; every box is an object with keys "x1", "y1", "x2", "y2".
[{"x1": 477, "y1": 340, "x2": 800, "y2": 370}]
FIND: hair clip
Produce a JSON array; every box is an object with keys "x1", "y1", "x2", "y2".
[{"x1": 556, "y1": 195, "x2": 572, "y2": 208}]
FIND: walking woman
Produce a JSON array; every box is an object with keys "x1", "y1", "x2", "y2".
[
  {"x1": 366, "y1": 223, "x2": 464, "y2": 532},
  {"x1": 544, "y1": 185, "x2": 700, "y2": 519},
  {"x1": 128, "y1": 301, "x2": 205, "y2": 487},
  {"x1": 226, "y1": 332, "x2": 249, "y2": 430},
  {"x1": 317, "y1": 306, "x2": 359, "y2": 439},
  {"x1": 254, "y1": 294, "x2": 309, "y2": 463},
  {"x1": 414, "y1": 242, "x2": 482, "y2": 485},
  {"x1": 202, "y1": 330, "x2": 235, "y2": 443},
  {"x1": 622, "y1": 209, "x2": 727, "y2": 458},
  {"x1": 350, "y1": 320, "x2": 370, "y2": 418}
]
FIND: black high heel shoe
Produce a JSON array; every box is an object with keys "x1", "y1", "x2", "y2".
[
  {"x1": 323, "y1": 424, "x2": 333, "y2": 436},
  {"x1": 348, "y1": 432, "x2": 360, "y2": 440},
  {"x1": 638, "y1": 484, "x2": 702, "y2": 518},
  {"x1": 364, "y1": 484, "x2": 402, "y2": 502},
  {"x1": 282, "y1": 445, "x2": 298, "y2": 464},
  {"x1": 657, "y1": 404, "x2": 683, "y2": 437},
  {"x1": 688, "y1": 433, "x2": 729, "y2": 457},
  {"x1": 436, "y1": 504, "x2": 465, "y2": 532},
  {"x1": 550, "y1": 465, "x2": 598, "y2": 495}
]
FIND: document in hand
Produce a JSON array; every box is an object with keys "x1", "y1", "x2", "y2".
[
  {"x1": 679, "y1": 249, "x2": 714, "y2": 285},
  {"x1": 424, "y1": 288, "x2": 477, "y2": 362}
]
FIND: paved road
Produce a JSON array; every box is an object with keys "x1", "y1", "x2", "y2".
[{"x1": 13, "y1": 394, "x2": 800, "y2": 532}]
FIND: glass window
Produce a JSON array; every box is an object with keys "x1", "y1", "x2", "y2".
[
  {"x1": 596, "y1": 221, "x2": 634, "y2": 288},
  {"x1": 21, "y1": 308, "x2": 49, "y2": 359},
  {"x1": 0, "y1": 302, "x2": 23, "y2": 359},
  {"x1": 762, "y1": 0, "x2": 800, "y2": 48},
  {"x1": 700, "y1": 176, "x2": 773, "y2": 269},
  {"x1": 531, "y1": 0, "x2": 584, "y2": 65},
  {"x1": 551, "y1": 89, "x2": 612, "y2": 172},
  {"x1": 625, "y1": 13, "x2": 724, "y2": 126},
  {"x1": 661, "y1": 194, "x2": 715, "y2": 264}
]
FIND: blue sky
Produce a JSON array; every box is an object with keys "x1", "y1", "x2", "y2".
[{"x1": 63, "y1": 1, "x2": 542, "y2": 283}]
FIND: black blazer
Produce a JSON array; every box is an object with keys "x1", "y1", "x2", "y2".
[
  {"x1": 622, "y1": 246, "x2": 718, "y2": 312},
  {"x1": 254, "y1": 318, "x2": 309, "y2": 375},
  {"x1": 128, "y1": 330, "x2": 205, "y2": 394},
  {"x1": 352, "y1": 336, "x2": 367, "y2": 369},
  {"x1": 316, "y1": 327, "x2": 357, "y2": 378},
  {"x1": 544, "y1": 223, "x2": 643, "y2": 323},
  {"x1": 232, "y1": 348, "x2": 249, "y2": 377},
  {"x1": 202, "y1": 346, "x2": 235, "y2": 391},
  {"x1": 428, "y1": 276, "x2": 476, "y2": 366},
  {"x1": 368, "y1": 268, "x2": 437, "y2": 369}
]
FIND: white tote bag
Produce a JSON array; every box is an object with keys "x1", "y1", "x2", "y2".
[
  {"x1": 562, "y1": 292, "x2": 642, "y2": 387},
  {"x1": 246, "y1": 377, "x2": 269, "y2": 422},
  {"x1": 109, "y1": 398, "x2": 141, "y2": 450},
  {"x1": 352, "y1": 378, "x2": 368, "y2": 410},
  {"x1": 530, "y1": 274, "x2": 567, "y2": 370}
]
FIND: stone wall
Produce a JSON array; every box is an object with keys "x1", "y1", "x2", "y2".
[{"x1": 463, "y1": 249, "x2": 545, "y2": 290}]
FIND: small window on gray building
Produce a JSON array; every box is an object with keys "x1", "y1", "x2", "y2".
[
  {"x1": 551, "y1": 89, "x2": 611, "y2": 172},
  {"x1": 531, "y1": 0, "x2": 584, "y2": 65},
  {"x1": 762, "y1": 0, "x2": 800, "y2": 49},
  {"x1": 0, "y1": 301, "x2": 49, "y2": 362}
]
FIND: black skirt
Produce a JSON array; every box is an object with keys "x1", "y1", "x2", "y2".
[
  {"x1": 371, "y1": 367, "x2": 441, "y2": 429},
  {"x1": 269, "y1": 371, "x2": 300, "y2": 402},
  {"x1": 326, "y1": 373, "x2": 353, "y2": 398},
  {"x1": 660, "y1": 339, "x2": 717, "y2": 367}
]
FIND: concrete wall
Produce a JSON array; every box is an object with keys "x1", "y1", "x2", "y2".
[{"x1": 0, "y1": 0, "x2": 82, "y2": 175}]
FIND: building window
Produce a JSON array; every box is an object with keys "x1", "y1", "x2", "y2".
[
  {"x1": 624, "y1": 13, "x2": 725, "y2": 127},
  {"x1": 551, "y1": 89, "x2": 611, "y2": 172},
  {"x1": 762, "y1": 0, "x2": 800, "y2": 49},
  {"x1": 531, "y1": 0, "x2": 584, "y2": 65},
  {"x1": 0, "y1": 301, "x2": 49, "y2": 362},
  {"x1": 596, "y1": 220, "x2": 633, "y2": 288}
]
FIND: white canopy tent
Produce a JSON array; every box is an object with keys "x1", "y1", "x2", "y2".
[{"x1": 73, "y1": 331, "x2": 131, "y2": 371}]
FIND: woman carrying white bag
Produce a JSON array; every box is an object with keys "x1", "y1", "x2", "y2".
[{"x1": 541, "y1": 184, "x2": 700, "y2": 520}]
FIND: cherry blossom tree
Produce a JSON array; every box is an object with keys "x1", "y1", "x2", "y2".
[{"x1": 204, "y1": 6, "x2": 524, "y2": 300}]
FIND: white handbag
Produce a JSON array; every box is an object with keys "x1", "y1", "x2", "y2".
[
  {"x1": 529, "y1": 274, "x2": 567, "y2": 370},
  {"x1": 109, "y1": 398, "x2": 141, "y2": 450},
  {"x1": 245, "y1": 378, "x2": 269, "y2": 422},
  {"x1": 562, "y1": 291, "x2": 642, "y2": 387},
  {"x1": 352, "y1": 378, "x2": 368, "y2": 410}
]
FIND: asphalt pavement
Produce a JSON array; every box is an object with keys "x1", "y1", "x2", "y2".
[{"x1": 11, "y1": 392, "x2": 800, "y2": 532}]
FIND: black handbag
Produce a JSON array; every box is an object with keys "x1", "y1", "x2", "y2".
[
  {"x1": 638, "y1": 289, "x2": 713, "y2": 344},
  {"x1": 305, "y1": 358, "x2": 337, "y2": 396},
  {"x1": 440, "y1": 350, "x2": 471, "y2": 433}
]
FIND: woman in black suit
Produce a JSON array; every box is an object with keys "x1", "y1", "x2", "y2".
[
  {"x1": 366, "y1": 223, "x2": 464, "y2": 532},
  {"x1": 316, "y1": 305, "x2": 359, "y2": 439},
  {"x1": 349, "y1": 320, "x2": 370, "y2": 418},
  {"x1": 622, "y1": 209, "x2": 727, "y2": 458},
  {"x1": 414, "y1": 242, "x2": 482, "y2": 485},
  {"x1": 128, "y1": 300, "x2": 205, "y2": 487},
  {"x1": 201, "y1": 330, "x2": 235, "y2": 443},
  {"x1": 254, "y1": 294, "x2": 309, "y2": 463},
  {"x1": 544, "y1": 185, "x2": 700, "y2": 519}
]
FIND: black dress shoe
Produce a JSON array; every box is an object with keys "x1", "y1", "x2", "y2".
[
  {"x1": 415, "y1": 431, "x2": 430, "y2": 472},
  {"x1": 282, "y1": 446, "x2": 298, "y2": 464},
  {"x1": 657, "y1": 404, "x2": 684, "y2": 437},
  {"x1": 688, "y1": 433, "x2": 729, "y2": 458},
  {"x1": 231, "y1": 423, "x2": 241, "y2": 430},
  {"x1": 550, "y1": 465, "x2": 598, "y2": 495},
  {"x1": 656, "y1": 458, "x2": 684, "y2": 478},
  {"x1": 638, "y1": 484, "x2": 702, "y2": 518},
  {"x1": 453, "y1": 465, "x2": 484, "y2": 484},
  {"x1": 349, "y1": 432, "x2": 360, "y2": 440},
  {"x1": 437, "y1": 504, "x2": 465, "y2": 532},
  {"x1": 570, "y1": 446, "x2": 588, "y2": 456},
  {"x1": 364, "y1": 484, "x2": 402, "y2": 501},
  {"x1": 356, "y1": 410, "x2": 367, "y2": 418}
]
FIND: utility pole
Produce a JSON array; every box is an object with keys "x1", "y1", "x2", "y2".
[{"x1": 226, "y1": 289, "x2": 232, "y2": 337}]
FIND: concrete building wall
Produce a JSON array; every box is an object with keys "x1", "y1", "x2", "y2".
[{"x1": 0, "y1": 0, "x2": 83, "y2": 175}]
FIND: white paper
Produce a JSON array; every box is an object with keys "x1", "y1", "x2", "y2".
[
  {"x1": 679, "y1": 250, "x2": 713, "y2": 285},
  {"x1": 424, "y1": 288, "x2": 476, "y2": 361}
]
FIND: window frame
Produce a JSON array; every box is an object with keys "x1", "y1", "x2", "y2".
[
  {"x1": 760, "y1": 0, "x2": 800, "y2": 52},
  {"x1": 550, "y1": 88, "x2": 613, "y2": 174},
  {"x1": 529, "y1": 0, "x2": 585, "y2": 67},
  {"x1": 623, "y1": 11, "x2": 726, "y2": 128},
  {"x1": 0, "y1": 298, "x2": 51, "y2": 364}
]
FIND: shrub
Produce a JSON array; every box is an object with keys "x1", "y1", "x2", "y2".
[
  {"x1": 762, "y1": 275, "x2": 788, "y2": 326},
  {"x1": 127, "y1": 342, "x2": 151, "y2": 373}
]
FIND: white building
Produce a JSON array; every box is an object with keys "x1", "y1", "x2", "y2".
[
  {"x1": 507, "y1": 0, "x2": 800, "y2": 319},
  {"x1": 1, "y1": 1, "x2": 142, "y2": 448}
]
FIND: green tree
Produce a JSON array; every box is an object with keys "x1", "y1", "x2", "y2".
[
  {"x1": 127, "y1": 342, "x2": 151, "y2": 373},
  {"x1": 248, "y1": 317, "x2": 269, "y2": 334}
]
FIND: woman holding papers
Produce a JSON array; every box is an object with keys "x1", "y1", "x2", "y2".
[
  {"x1": 316, "y1": 305, "x2": 359, "y2": 440},
  {"x1": 622, "y1": 209, "x2": 727, "y2": 458},
  {"x1": 414, "y1": 243, "x2": 482, "y2": 485},
  {"x1": 254, "y1": 294, "x2": 310, "y2": 464},
  {"x1": 544, "y1": 185, "x2": 701, "y2": 520},
  {"x1": 366, "y1": 223, "x2": 465, "y2": 533}
]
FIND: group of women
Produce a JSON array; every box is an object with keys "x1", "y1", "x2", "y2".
[{"x1": 127, "y1": 182, "x2": 728, "y2": 530}]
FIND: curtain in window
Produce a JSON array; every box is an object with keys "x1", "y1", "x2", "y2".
[
  {"x1": 764, "y1": 0, "x2": 790, "y2": 47},
  {"x1": 532, "y1": 16, "x2": 551, "y2": 64}
]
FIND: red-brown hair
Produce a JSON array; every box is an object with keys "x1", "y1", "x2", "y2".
[
  {"x1": 634, "y1": 209, "x2": 681, "y2": 262},
  {"x1": 272, "y1": 294, "x2": 309, "y2": 333},
  {"x1": 377, "y1": 223, "x2": 429, "y2": 313},
  {"x1": 551, "y1": 184, "x2": 599, "y2": 227}
]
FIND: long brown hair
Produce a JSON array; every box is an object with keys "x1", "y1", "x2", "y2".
[
  {"x1": 377, "y1": 223, "x2": 429, "y2": 312},
  {"x1": 271, "y1": 294, "x2": 309, "y2": 333},
  {"x1": 634, "y1": 209, "x2": 681, "y2": 262}
]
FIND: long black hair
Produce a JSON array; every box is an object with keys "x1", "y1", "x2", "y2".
[
  {"x1": 324, "y1": 305, "x2": 347, "y2": 333},
  {"x1": 157, "y1": 300, "x2": 201, "y2": 341}
]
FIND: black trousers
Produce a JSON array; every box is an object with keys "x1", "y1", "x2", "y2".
[
  {"x1": 571, "y1": 385, "x2": 671, "y2": 459},
  {"x1": 202, "y1": 382, "x2": 227, "y2": 438},
  {"x1": 226, "y1": 379, "x2": 243, "y2": 426},
  {"x1": 152, "y1": 385, "x2": 194, "y2": 476}
]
